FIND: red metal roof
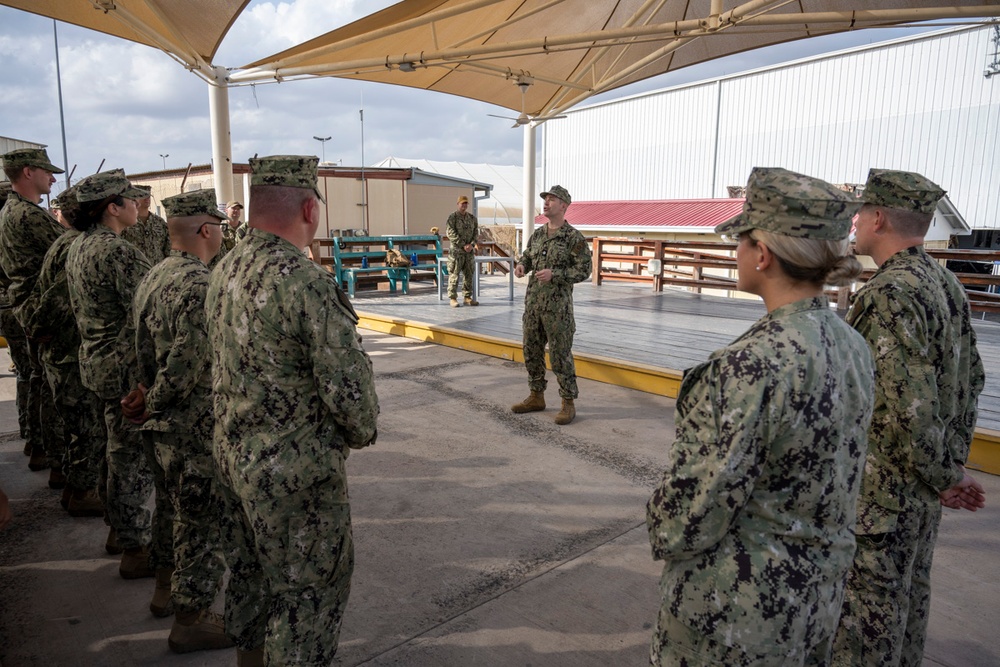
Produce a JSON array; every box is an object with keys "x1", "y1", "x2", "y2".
[{"x1": 534, "y1": 199, "x2": 745, "y2": 231}]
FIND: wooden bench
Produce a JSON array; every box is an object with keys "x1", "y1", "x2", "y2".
[{"x1": 316, "y1": 235, "x2": 443, "y2": 297}]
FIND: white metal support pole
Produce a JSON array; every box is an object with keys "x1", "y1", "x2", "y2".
[
  {"x1": 521, "y1": 122, "x2": 536, "y2": 251},
  {"x1": 208, "y1": 67, "x2": 234, "y2": 207}
]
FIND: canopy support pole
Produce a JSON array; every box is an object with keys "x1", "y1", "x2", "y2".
[
  {"x1": 521, "y1": 122, "x2": 537, "y2": 251},
  {"x1": 208, "y1": 67, "x2": 235, "y2": 208}
]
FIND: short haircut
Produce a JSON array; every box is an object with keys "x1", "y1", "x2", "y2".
[
  {"x1": 248, "y1": 184, "x2": 314, "y2": 220},
  {"x1": 877, "y1": 204, "x2": 933, "y2": 238},
  {"x1": 3, "y1": 164, "x2": 25, "y2": 182}
]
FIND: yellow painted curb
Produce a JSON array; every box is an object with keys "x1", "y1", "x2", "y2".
[
  {"x1": 968, "y1": 429, "x2": 1000, "y2": 476},
  {"x1": 358, "y1": 311, "x2": 997, "y2": 476}
]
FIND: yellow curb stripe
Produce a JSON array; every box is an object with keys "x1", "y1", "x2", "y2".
[{"x1": 357, "y1": 311, "x2": 998, "y2": 477}]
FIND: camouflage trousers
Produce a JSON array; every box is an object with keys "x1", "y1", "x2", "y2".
[
  {"x1": 651, "y1": 605, "x2": 838, "y2": 666},
  {"x1": 2, "y1": 313, "x2": 30, "y2": 439},
  {"x1": 447, "y1": 251, "x2": 475, "y2": 300},
  {"x1": 103, "y1": 401, "x2": 153, "y2": 550},
  {"x1": 139, "y1": 432, "x2": 176, "y2": 572},
  {"x1": 832, "y1": 498, "x2": 942, "y2": 667},
  {"x1": 218, "y1": 466, "x2": 354, "y2": 665},
  {"x1": 44, "y1": 361, "x2": 105, "y2": 492},
  {"x1": 26, "y1": 338, "x2": 63, "y2": 467},
  {"x1": 143, "y1": 431, "x2": 225, "y2": 612},
  {"x1": 522, "y1": 306, "x2": 578, "y2": 399}
]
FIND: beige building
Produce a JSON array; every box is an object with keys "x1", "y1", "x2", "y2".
[{"x1": 129, "y1": 163, "x2": 492, "y2": 238}]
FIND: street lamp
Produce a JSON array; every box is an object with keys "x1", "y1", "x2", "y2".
[
  {"x1": 313, "y1": 136, "x2": 331, "y2": 163},
  {"x1": 159, "y1": 154, "x2": 169, "y2": 170}
]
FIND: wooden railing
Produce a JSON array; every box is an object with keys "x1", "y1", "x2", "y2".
[{"x1": 592, "y1": 238, "x2": 1000, "y2": 313}]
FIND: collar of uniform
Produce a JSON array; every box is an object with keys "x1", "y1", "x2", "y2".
[
  {"x1": 246, "y1": 227, "x2": 308, "y2": 256},
  {"x1": 882, "y1": 244, "x2": 926, "y2": 269},
  {"x1": 764, "y1": 295, "x2": 830, "y2": 322}
]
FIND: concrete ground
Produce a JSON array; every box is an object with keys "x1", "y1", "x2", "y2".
[{"x1": 0, "y1": 332, "x2": 997, "y2": 666}]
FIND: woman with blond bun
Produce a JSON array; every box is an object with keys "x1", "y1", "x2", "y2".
[{"x1": 646, "y1": 167, "x2": 875, "y2": 666}]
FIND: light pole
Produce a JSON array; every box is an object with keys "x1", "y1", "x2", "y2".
[
  {"x1": 159, "y1": 154, "x2": 169, "y2": 170},
  {"x1": 313, "y1": 136, "x2": 331, "y2": 163}
]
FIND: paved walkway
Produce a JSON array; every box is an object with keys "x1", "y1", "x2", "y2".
[{"x1": 0, "y1": 328, "x2": 997, "y2": 666}]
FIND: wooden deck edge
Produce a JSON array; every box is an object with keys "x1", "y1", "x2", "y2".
[{"x1": 357, "y1": 311, "x2": 997, "y2": 476}]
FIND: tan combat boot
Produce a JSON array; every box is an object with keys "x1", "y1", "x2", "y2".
[
  {"x1": 554, "y1": 399, "x2": 576, "y2": 425},
  {"x1": 48, "y1": 468, "x2": 67, "y2": 489},
  {"x1": 168, "y1": 609, "x2": 235, "y2": 654},
  {"x1": 449, "y1": 298, "x2": 460, "y2": 308},
  {"x1": 464, "y1": 297, "x2": 479, "y2": 306},
  {"x1": 119, "y1": 545, "x2": 155, "y2": 579},
  {"x1": 237, "y1": 646, "x2": 266, "y2": 667},
  {"x1": 28, "y1": 450, "x2": 48, "y2": 471},
  {"x1": 150, "y1": 568, "x2": 175, "y2": 617},
  {"x1": 511, "y1": 390, "x2": 545, "y2": 413},
  {"x1": 105, "y1": 526, "x2": 123, "y2": 555},
  {"x1": 67, "y1": 488, "x2": 104, "y2": 517}
]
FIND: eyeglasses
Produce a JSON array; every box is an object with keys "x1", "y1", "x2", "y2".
[{"x1": 197, "y1": 221, "x2": 228, "y2": 234}]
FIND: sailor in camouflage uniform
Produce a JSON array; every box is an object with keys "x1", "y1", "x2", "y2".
[
  {"x1": 128, "y1": 188, "x2": 233, "y2": 653},
  {"x1": 206, "y1": 156, "x2": 379, "y2": 666},
  {"x1": 446, "y1": 195, "x2": 479, "y2": 307},
  {"x1": 210, "y1": 200, "x2": 246, "y2": 269},
  {"x1": 511, "y1": 185, "x2": 592, "y2": 425},
  {"x1": 646, "y1": 167, "x2": 875, "y2": 666},
  {"x1": 0, "y1": 181, "x2": 30, "y2": 444},
  {"x1": 227, "y1": 200, "x2": 247, "y2": 239},
  {"x1": 30, "y1": 186, "x2": 106, "y2": 516},
  {"x1": 832, "y1": 170, "x2": 986, "y2": 667},
  {"x1": 0, "y1": 148, "x2": 66, "y2": 481},
  {"x1": 66, "y1": 170, "x2": 155, "y2": 577},
  {"x1": 121, "y1": 184, "x2": 171, "y2": 265}
]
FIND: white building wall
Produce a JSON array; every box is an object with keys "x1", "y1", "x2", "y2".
[{"x1": 542, "y1": 24, "x2": 1000, "y2": 230}]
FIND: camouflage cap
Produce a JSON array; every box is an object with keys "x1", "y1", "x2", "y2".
[
  {"x1": 74, "y1": 169, "x2": 148, "y2": 203},
  {"x1": 540, "y1": 185, "x2": 571, "y2": 205},
  {"x1": 226, "y1": 200, "x2": 243, "y2": 209},
  {"x1": 135, "y1": 184, "x2": 153, "y2": 198},
  {"x1": 51, "y1": 185, "x2": 80, "y2": 212},
  {"x1": 1, "y1": 147, "x2": 65, "y2": 174},
  {"x1": 249, "y1": 155, "x2": 325, "y2": 203},
  {"x1": 715, "y1": 167, "x2": 861, "y2": 241},
  {"x1": 163, "y1": 189, "x2": 228, "y2": 221},
  {"x1": 861, "y1": 168, "x2": 944, "y2": 214}
]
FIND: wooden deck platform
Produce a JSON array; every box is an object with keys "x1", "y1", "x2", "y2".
[{"x1": 353, "y1": 277, "x2": 1000, "y2": 473}]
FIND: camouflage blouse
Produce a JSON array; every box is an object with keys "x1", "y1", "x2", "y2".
[
  {"x1": 519, "y1": 222, "x2": 592, "y2": 312},
  {"x1": 121, "y1": 211, "x2": 171, "y2": 266},
  {"x1": 66, "y1": 225, "x2": 151, "y2": 399},
  {"x1": 847, "y1": 245, "x2": 985, "y2": 531},
  {"x1": 206, "y1": 228, "x2": 379, "y2": 500},
  {"x1": 133, "y1": 251, "x2": 213, "y2": 438},
  {"x1": 0, "y1": 191, "x2": 65, "y2": 330},
  {"x1": 647, "y1": 296, "x2": 874, "y2": 664}
]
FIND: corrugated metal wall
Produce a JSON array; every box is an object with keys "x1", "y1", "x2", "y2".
[{"x1": 542, "y1": 25, "x2": 1000, "y2": 230}]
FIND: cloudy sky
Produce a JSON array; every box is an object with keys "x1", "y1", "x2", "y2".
[{"x1": 0, "y1": 1, "x2": 944, "y2": 192}]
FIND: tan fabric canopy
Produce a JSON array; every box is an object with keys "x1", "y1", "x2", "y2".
[
  {"x1": 0, "y1": 0, "x2": 250, "y2": 78},
  {"x1": 231, "y1": 0, "x2": 1000, "y2": 116},
  {"x1": 4, "y1": 1, "x2": 999, "y2": 115}
]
